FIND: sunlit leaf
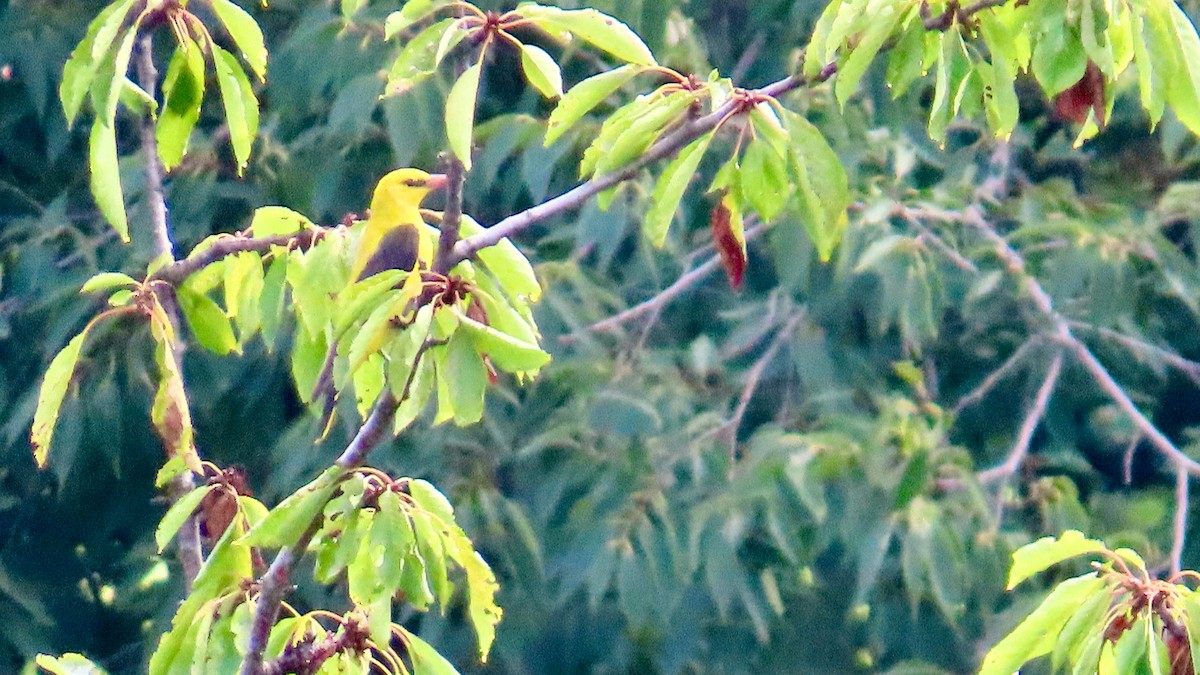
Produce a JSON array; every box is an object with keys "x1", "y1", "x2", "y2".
[
  {"x1": 520, "y1": 43, "x2": 564, "y2": 98},
  {"x1": 155, "y1": 484, "x2": 217, "y2": 553},
  {"x1": 157, "y1": 38, "x2": 206, "y2": 171},
  {"x1": 517, "y1": 4, "x2": 657, "y2": 66},
  {"x1": 446, "y1": 61, "x2": 482, "y2": 170},
  {"x1": 212, "y1": 45, "x2": 259, "y2": 173},
  {"x1": 979, "y1": 574, "x2": 1108, "y2": 675},
  {"x1": 31, "y1": 325, "x2": 95, "y2": 468},
  {"x1": 1007, "y1": 530, "x2": 1112, "y2": 589},
  {"x1": 209, "y1": 0, "x2": 268, "y2": 80},
  {"x1": 644, "y1": 132, "x2": 713, "y2": 247},
  {"x1": 545, "y1": 64, "x2": 640, "y2": 146}
]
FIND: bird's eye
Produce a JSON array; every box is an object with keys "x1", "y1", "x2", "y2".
[{"x1": 404, "y1": 179, "x2": 423, "y2": 187}]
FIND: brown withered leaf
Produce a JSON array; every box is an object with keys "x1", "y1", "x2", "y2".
[
  {"x1": 711, "y1": 193, "x2": 747, "y2": 290},
  {"x1": 1053, "y1": 60, "x2": 1106, "y2": 127}
]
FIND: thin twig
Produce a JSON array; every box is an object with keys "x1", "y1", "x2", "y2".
[
  {"x1": 953, "y1": 336, "x2": 1042, "y2": 413},
  {"x1": 1123, "y1": 434, "x2": 1141, "y2": 485},
  {"x1": 723, "y1": 312, "x2": 806, "y2": 459},
  {"x1": 1069, "y1": 320, "x2": 1200, "y2": 387},
  {"x1": 1172, "y1": 466, "x2": 1190, "y2": 578},
  {"x1": 562, "y1": 223, "x2": 767, "y2": 342},
  {"x1": 897, "y1": 208, "x2": 978, "y2": 273},
  {"x1": 977, "y1": 351, "x2": 1063, "y2": 483},
  {"x1": 448, "y1": 71, "x2": 830, "y2": 266}
]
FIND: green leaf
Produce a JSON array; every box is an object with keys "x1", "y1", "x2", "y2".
[
  {"x1": 1132, "y1": 7, "x2": 1173, "y2": 128},
  {"x1": 886, "y1": 16, "x2": 925, "y2": 98},
  {"x1": 60, "y1": 0, "x2": 136, "y2": 127},
  {"x1": 643, "y1": 132, "x2": 713, "y2": 247},
  {"x1": 177, "y1": 285, "x2": 240, "y2": 356},
  {"x1": 520, "y1": 43, "x2": 564, "y2": 98},
  {"x1": 260, "y1": 254, "x2": 288, "y2": 350},
  {"x1": 157, "y1": 39, "x2": 206, "y2": 172},
  {"x1": 1032, "y1": 27, "x2": 1087, "y2": 97},
  {"x1": 446, "y1": 61, "x2": 482, "y2": 170},
  {"x1": 209, "y1": 0, "x2": 268, "y2": 81},
  {"x1": 36, "y1": 653, "x2": 109, "y2": 675},
  {"x1": 927, "y1": 29, "x2": 971, "y2": 144},
  {"x1": 780, "y1": 108, "x2": 850, "y2": 261},
  {"x1": 453, "y1": 308, "x2": 551, "y2": 374},
  {"x1": 155, "y1": 484, "x2": 218, "y2": 553},
  {"x1": 249, "y1": 205, "x2": 314, "y2": 237},
  {"x1": 1166, "y1": 2, "x2": 1200, "y2": 135},
  {"x1": 32, "y1": 325, "x2": 95, "y2": 468},
  {"x1": 242, "y1": 467, "x2": 343, "y2": 548},
  {"x1": 401, "y1": 627, "x2": 463, "y2": 675},
  {"x1": 979, "y1": 574, "x2": 1108, "y2": 675},
  {"x1": 118, "y1": 78, "x2": 156, "y2": 117},
  {"x1": 212, "y1": 45, "x2": 259, "y2": 174},
  {"x1": 410, "y1": 509, "x2": 453, "y2": 607},
  {"x1": 1007, "y1": 530, "x2": 1110, "y2": 589},
  {"x1": 80, "y1": 271, "x2": 139, "y2": 293},
  {"x1": 385, "y1": 0, "x2": 446, "y2": 40},
  {"x1": 458, "y1": 215, "x2": 542, "y2": 302},
  {"x1": 1051, "y1": 576, "x2": 1113, "y2": 671},
  {"x1": 387, "y1": 18, "x2": 455, "y2": 95},
  {"x1": 738, "y1": 137, "x2": 790, "y2": 222},
  {"x1": 594, "y1": 90, "x2": 694, "y2": 177},
  {"x1": 516, "y1": 4, "x2": 657, "y2": 66},
  {"x1": 835, "y1": 0, "x2": 902, "y2": 107},
  {"x1": 434, "y1": 19, "x2": 471, "y2": 67},
  {"x1": 440, "y1": 331, "x2": 487, "y2": 425},
  {"x1": 545, "y1": 65, "x2": 639, "y2": 146},
  {"x1": 89, "y1": 118, "x2": 129, "y2": 242}
]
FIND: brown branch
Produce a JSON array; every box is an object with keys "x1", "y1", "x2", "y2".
[
  {"x1": 1172, "y1": 466, "x2": 1190, "y2": 577},
  {"x1": 433, "y1": 158, "x2": 466, "y2": 276},
  {"x1": 977, "y1": 351, "x2": 1063, "y2": 483},
  {"x1": 561, "y1": 223, "x2": 767, "y2": 342},
  {"x1": 922, "y1": 0, "x2": 1009, "y2": 30},
  {"x1": 447, "y1": 71, "x2": 829, "y2": 267},
  {"x1": 151, "y1": 228, "x2": 323, "y2": 286}
]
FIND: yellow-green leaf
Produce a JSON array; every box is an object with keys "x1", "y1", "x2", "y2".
[
  {"x1": 212, "y1": 45, "x2": 259, "y2": 174},
  {"x1": 545, "y1": 64, "x2": 640, "y2": 146},
  {"x1": 31, "y1": 326, "x2": 94, "y2": 468},
  {"x1": 157, "y1": 38, "x2": 206, "y2": 171},
  {"x1": 177, "y1": 285, "x2": 240, "y2": 355},
  {"x1": 446, "y1": 61, "x2": 483, "y2": 170},
  {"x1": 209, "y1": 0, "x2": 268, "y2": 81},
  {"x1": 519, "y1": 43, "x2": 564, "y2": 98},
  {"x1": 1007, "y1": 530, "x2": 1110, "y2": 589},
  {"x1": 155, "y1": 484, "x2": 217, "y2": 553},
  {"x1": 644, "y1": 132, "x2": 713, "y2": 247},
  {"x1": 516, "y1": 4, "x2": 656, "y2": 66}
]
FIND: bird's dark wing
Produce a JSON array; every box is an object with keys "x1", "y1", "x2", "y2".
[{"x1": 356, "y1": 222, "x2": 420, "y2": 281}]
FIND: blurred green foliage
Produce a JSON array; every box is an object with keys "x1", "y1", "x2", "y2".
[{"x1": 6, "y1": 0, "x2": 1200, "y2": 672}]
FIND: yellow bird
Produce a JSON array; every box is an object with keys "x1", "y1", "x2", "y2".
[{"x1": 348, "y1": 168, "x2": 448, "y2": 282}]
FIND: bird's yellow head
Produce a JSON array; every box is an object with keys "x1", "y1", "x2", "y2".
[{"x1": 370, "y1": 168, "x2": 449, "y2": 211}]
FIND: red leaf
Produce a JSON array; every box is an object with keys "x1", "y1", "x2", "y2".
[
  {"x1": 1053, "y1": 61, "x2": 1106, "y2": 127},
  {"x1": 711, "y1": 194, "x2": 747, "y2": 289}
]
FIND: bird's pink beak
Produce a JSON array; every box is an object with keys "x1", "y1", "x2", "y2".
[{"x1": 426, "y1": 174, "x2": 449, "y2": 191}]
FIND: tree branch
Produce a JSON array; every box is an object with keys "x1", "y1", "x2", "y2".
[
  {"x1": 953, "y1": 336, "x2": 1043, "y2": 413},
  {"x1": 137, "y1": 34, "x2": 173, "y2": 261},
  {"x1": 447, "y1": 72, "x2": 826, "y2": 267},
  {"x1": 723, "y1": 311, "x2": 806, "y2": 460},
  {"x1": 433, "y1": 158, "x2": 466, "y2": 276},
  {"x1": 240, "y1": 390, "x2": 400, "y2": 675},
  {"x1": 135, "y1": 32, "x2": 204, "y2": 589},
  {"x1": 1172, "y1": 466, "x2": 1190, "y2": 577},
  {"x1": 977, "y1": 351, "x2": 1063, "y2": 483},
  {"x1": 562, "y1": 223, "x2": 767, "y2": 342},
  {"x1": 151, "y1": 228, "x2": 323, "y2": 286},
  {"x1": 960, "y1": 197, "x2": 1200, "y2": 475},
  {"x1": 1069, "y1": 320, "x2": 1200, "y2": 387}
]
